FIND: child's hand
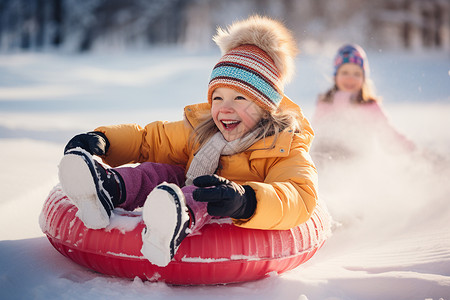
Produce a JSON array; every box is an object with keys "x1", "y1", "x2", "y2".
[
  {"x1": 193, "y1": 175, "x2": 256, "y2": 219},
  {"x1": 64, "y1": 131, "x2": 109, "y2": 156}
]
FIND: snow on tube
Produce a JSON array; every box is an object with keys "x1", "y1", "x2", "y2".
[{"x1": 40, "y1": 185, "x2": 331, "y2": 285}]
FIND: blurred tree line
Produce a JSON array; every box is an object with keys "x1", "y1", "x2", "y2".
[{"x1": 0, "y1": 0, "x2": 448, "y2": 53}]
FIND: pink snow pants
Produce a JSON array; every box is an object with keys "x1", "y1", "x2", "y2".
[{"x1": 114, "y1": 162, "x2": 211, "y2": 235}]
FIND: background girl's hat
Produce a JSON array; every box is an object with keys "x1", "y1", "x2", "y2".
[
  {"x1": 333, "y1": 44, "x2": 370, "y2": 77},
  {"x1": 208, "y1": 15, "x2": 298, "y2": 112}
]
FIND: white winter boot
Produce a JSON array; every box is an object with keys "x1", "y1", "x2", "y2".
[{"x1": 141, "y1": 182, "x2": 190, "y2": 267}]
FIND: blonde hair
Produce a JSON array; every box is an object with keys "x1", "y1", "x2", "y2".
[
  {"x1": 320, "y1": 75, "x2": 380, "y2": 104},
  {"x1": 189, "y1": 108, "x2": 301, "y2": 151}
]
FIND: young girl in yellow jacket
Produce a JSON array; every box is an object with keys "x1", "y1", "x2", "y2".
[{"x1": 58, "y1": 15, "x2": 318, "y2": 267}]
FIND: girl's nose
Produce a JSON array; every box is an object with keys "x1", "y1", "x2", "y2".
[{"x1": 219, "y1": 100, "x2": 234, "y2": 113}]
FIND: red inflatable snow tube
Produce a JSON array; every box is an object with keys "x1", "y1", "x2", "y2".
[{"x1": 40, "y1": 185, "x2": 331, "y2": 285}]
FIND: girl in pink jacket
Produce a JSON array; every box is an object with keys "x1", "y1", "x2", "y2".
[{"x1": 311, "y1": 44, "x2": 415, "y2": 162}]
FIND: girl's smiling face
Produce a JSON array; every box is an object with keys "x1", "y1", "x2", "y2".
[
  {"x1": 211, "y1": 87, "x2": 265, "y2": 142},
  {"x1": 335, "y1": 63, "x2": 364, "y2": 93}
]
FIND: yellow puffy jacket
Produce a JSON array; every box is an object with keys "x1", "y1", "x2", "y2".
[{"x1": 95, "y1": 97, "x2": 318, "y2": 230}]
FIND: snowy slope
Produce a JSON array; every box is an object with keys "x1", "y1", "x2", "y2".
[{"x1": 0, "y1": 49, "x2": 449, "y2": 300}]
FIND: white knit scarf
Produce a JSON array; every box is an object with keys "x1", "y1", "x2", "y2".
[{"x1": 185, "y1": 130, "x2": 262, "y2": 186}]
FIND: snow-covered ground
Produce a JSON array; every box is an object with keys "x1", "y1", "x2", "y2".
[{"x1": 0, "y1": 48, "x2": 449, "y2": 300}]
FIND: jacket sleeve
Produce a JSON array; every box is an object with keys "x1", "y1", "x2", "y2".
[
  {"x1": 311, "y1": 98, "x2": 331, "y2": 124},
  {"x1": 95, "y1": 120, "x2": 191, "y2": 167},
  {"x1": 368, "y1": 103, "x2": 416, "y2": 153},
  {"x1": 235, "y1": 137, "x2": 318, "y2": 230}
]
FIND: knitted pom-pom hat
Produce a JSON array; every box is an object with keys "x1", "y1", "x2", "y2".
[
  {"x1": 333, "y1": 44, "x2": 370, "y2": 77},
  {"x1": 208, "y1": 15, "x2": 298, "y2": 112}
]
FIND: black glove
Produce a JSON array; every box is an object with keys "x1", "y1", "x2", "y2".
[
  {"x1": 193, "y1": 175, "x2": 257, "y2": 219},
  {"x1": 64, "y1": 131, "x2": 110, "y2": 155}
]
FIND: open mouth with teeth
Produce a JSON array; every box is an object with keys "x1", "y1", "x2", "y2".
[{"x1": 221, "y1": 120, "x2": 240, "y2": 130}]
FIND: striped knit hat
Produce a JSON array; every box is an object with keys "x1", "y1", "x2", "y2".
[
  {"x1": 207, "y1": 15, "x2": 298, "y2": 112},
  {"x1": 333, "y1": 44, "x2": 369, "y2": 77}
]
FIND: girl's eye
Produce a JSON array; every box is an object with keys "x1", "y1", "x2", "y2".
[
  {"x1": 235, "y1": 96, "x2": 247, "y2": 101},
  {"x1": 212, "y1": 96, "x2": 223, "y2": 101}
]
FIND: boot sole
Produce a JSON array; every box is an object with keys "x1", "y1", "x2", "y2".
[
  {"x1": 141, "y1": 183, "x2": 188, "y2": 267},
  {"x1": 58, "y1": 152, "x2": 110, "y2": 229}
]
